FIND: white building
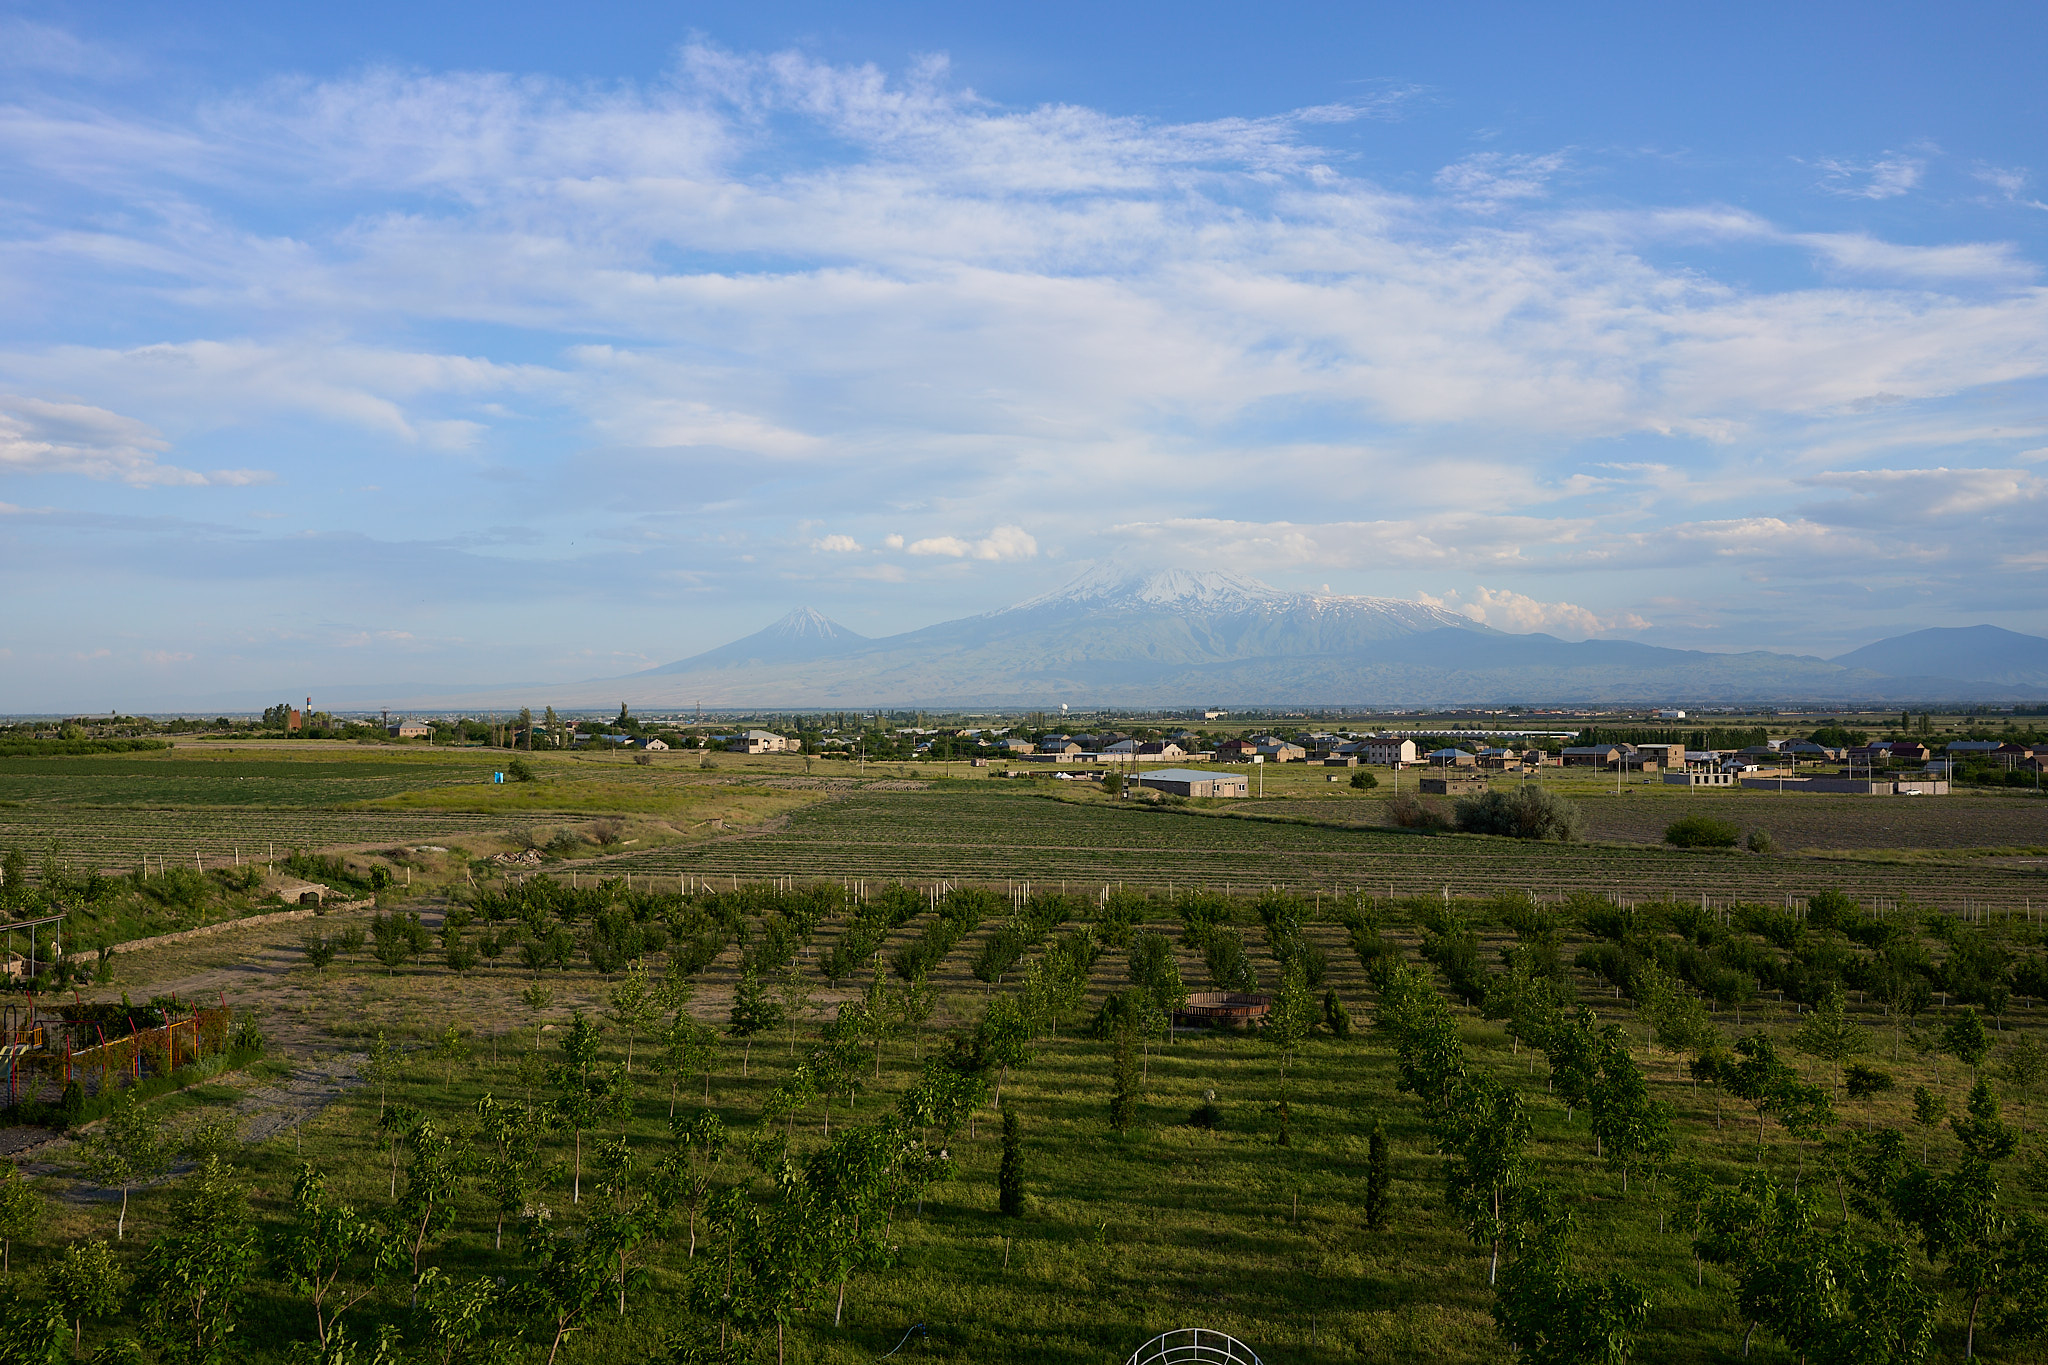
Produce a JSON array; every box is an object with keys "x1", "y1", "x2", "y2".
[{"x1": 1363, "y1": 736, "x2": 1419, "y2": 766}]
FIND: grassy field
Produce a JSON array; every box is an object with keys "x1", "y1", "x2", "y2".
[
  {"x1": 0, "y1": 747, "x2": 835, "y2": 879},
  {"x1": 0, "y1": 748, "x2": 496, "y2": 806},
  {"x1": 589, "y1": 787, "x2": 2048, "y2": 915},
  {"x1": 8, "y1": 876, "x2": 2047, "y2": 1364}
]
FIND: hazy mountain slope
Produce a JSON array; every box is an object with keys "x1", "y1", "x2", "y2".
[
  {"x1": 1832, "y1": 625, "x2": 2048, "y2": 687},
  {"x1": 639, "y1": 607, "x2": 869, "y2": 673},
  {"x1": 375, "y1": 569, "x2": 2040, "y2": 709}
]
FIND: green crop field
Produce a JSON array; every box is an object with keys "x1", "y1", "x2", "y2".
[
  {"x1": 0, "y1": 748, "x2": 503, "y2": 808},
  {"x1": 0, "y1": 805, "x2": 510, "y2": 868},
  {"x1": 4, "y1": 746, "x2": 2048, "y2": 1364},
  {"x1": 7, "y1": 870, "x2": 2047, "y2": 1365},
  {"x1": 587, "y1": 789, "x2": 2048, "y2": 917}
]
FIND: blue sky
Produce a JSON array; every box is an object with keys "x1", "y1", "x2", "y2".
[{"x1": 4, "y1": 1, "x2": 2046, "y2": 710}]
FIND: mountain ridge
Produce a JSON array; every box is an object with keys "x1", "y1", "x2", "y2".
[
  {"x1": 1831, "y1": 624, "x2": 2048, "y2": 688},
  {"x1": 434, "y1": 567, "x2": 2046, "y2": 709}
]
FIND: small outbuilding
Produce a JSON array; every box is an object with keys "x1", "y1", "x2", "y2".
[{"x1": 1136, "y1": 768, "x2": 1249, "y2": 798}]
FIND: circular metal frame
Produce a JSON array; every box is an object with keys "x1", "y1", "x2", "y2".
[{"x1": 1125, "y1": 1328, "x2": 1263, "y2": 1365}]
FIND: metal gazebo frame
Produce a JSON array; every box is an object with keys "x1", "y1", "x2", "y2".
[
  {"x1": 1125, "y1": 1328, "x2": 1263, "y2": 1365},
  {"x1": 3, "y1": 911, "x2": 66, "y2": 981}
]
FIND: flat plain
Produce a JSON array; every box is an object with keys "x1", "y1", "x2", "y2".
[{"x1": 2, "y1": 745, "x2": 2046, "y2": 1364}]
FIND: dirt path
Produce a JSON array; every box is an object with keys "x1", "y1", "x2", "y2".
[
  {"x1": 11, "y1": 1049, "x2": 368, "y2": 1192},
  {"x1": 0, "y1": 904, "x2": 408, "y2": 1165}
]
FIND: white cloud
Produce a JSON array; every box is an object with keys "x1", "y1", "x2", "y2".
[
  {"x1": 811, "y1": 533, "x2": 863, "y2": 553},
  {"x1": 1, "y1": 341, "x2": 551, "y2": 462},
  {"x1": 905, "y1": 525, "x2": 1038, "y2": 560},
  {"x1": 0, "y1": 45, "x2": 2044, "y2": 658},
  {"x1": 1433, "y1": 150, "x2": 1569, "y2": 207},
  {"x1": 1418, "y1": 586, "x2": 1650, "y2": 638},
  {"x1": 0, "y1": 394, "x2": 270, "y2": 486},
  {"x1": 0, "y1": 19, "x2": 127, "y2": 77},
  {"x1": 1811, "y1": 151, "x2": 1927, "y2": 200},
  {"x1": 1795, "y1": 233, "x2": 2033, "y2": 283}
]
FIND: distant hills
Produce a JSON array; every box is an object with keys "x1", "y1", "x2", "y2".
[
  {"x1": 461, "y1": 567, "x2": 2047, "y2": 709},
  {"x1": 640, "y1": 606, "x2": 869, "y2": 672},
  {"x1": 1830, "y1": 624, "x2": 2048, "y2": 689}
]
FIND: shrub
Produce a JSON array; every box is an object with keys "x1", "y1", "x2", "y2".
[
  {"x1": 1845, "y1": 1063, "x2": 1895, "y2": 1100},
  {"x1": 1745, "y1": 828, "x2": 1774, "y2": 854},
  {"x1": 1109, "y1": 1029, "x2": 1137, "y2": 1133},
  {"x1": 1365, "y1": 1120, "x2": 1390, "y2": 1229},
  {"x1": 1664, "y1": 815, "x2": 1740, "y2": 849},
  {"x1": 211, "y1": 864, "x2": 263, "y2": 894},
  {"x1": 1322, "y1": 988, "x2": 1352, "y2": 1038},
  {"x1": 1349, "y1": 770, "x2": 1379, "y2": 790},
  {"x1": 1385, "y1": 794, "x2": 1450, "y2": 832},
  {"x1": 1453, "y1": 786, "x2": 1586, "y2": 841},
  {"x1": 507, "y1": 758, "x2": 536, "y2": 782},
  {"x1": 998, "y1": 1106, "x2": 1025, "y2": 1216}
]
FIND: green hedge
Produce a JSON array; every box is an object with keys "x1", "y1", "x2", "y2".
[{"x1": 0, "y1": 738, "x2": 173, "y2": 757}]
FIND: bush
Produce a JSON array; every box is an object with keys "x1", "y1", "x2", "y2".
[
  {"x1": 507, "y1": 758, "x2": 537, "y2": 782},
  {"x1": 1665, "y1": 815, "x2": 1741, "y2": 849},
  {"x1": 1385, "y1": 794, "x2": 1451, "y2": 832},
  {"x1": 211, "y1": 864, "x2": 264, "y2": 894},
  {"x1": 1746, "y1": 828, "x2": 1775, "y2": 855},
  {"x1": 1322, "y1": 988, "x2": 1351, "y2": 1038},
  {"x1": 1349, "y1": 770, "x2": 1379, "y2": 790},
  {"x1": 1453, "y1": 786, "x2": 1586, "y2": 841},
  {"x1": 1845, "y1": 1063, "x2": 1895, "y2": 1100}
]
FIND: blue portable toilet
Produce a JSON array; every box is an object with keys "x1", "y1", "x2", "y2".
[{"x1": 493, "y1": 771, "x2": 505, "y2": 784}]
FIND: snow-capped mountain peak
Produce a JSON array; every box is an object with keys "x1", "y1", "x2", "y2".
[
  {"x1": 1004, "y1": 565, "x2": 1291, "y2": 614},
  {"x1": 1000, "y1": 564, "x2": 1471, "y2": 632},
  {"x1": 762, "y1": 607, "x2": 860, "y2": 643}
]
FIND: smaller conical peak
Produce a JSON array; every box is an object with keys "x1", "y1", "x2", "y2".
[{"x1": 764, "y1": 607, "x2": 857, "y2": 641}]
